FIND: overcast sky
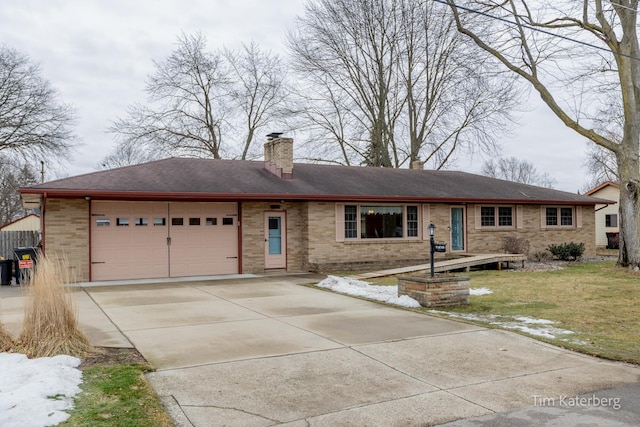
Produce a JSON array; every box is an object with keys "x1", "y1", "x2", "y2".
[{"x1": 1, "y1": 0, "x2": 592, "y2": 192}]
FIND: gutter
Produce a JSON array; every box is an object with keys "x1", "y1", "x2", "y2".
[{"x1": 17, "y1": 188, "x2": 612, "y2": 207}]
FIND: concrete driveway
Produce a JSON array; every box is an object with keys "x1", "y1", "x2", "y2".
[{"x1": 2, "y1": 273, "x2": 639, "y2": 426}]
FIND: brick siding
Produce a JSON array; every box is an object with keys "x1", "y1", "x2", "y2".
[{"x1": 43, "y1": 198, "x2": 89, "y2": 282}]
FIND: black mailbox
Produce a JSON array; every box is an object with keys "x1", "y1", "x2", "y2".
[{"x1": 434, "y1": 243, "x2": 447, "y2": 253}]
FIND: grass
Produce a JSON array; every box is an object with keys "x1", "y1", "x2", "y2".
[
  {"x1": 366, "y1": 260, "x2": 640, "y2": 365},
  {"x1": 61, "y1": 363, "x2": 173, "y2": 427}
]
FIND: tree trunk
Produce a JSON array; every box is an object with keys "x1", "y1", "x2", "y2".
[{"x1": 617, "y1": 150, "x2": 640, "y2": 268}]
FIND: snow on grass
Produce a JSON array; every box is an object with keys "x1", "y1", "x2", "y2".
[
  {"x1": 316, "y1": 276, "x2": 421, "y2": 308},
  {"x1": 469, "y1": 287, "x2": 493, "y2": 296},
  {"x1": 428, "y1": 310, "x2": 574, "y2": 339},
  {"x1": 0, "y1": 353, "x2": 82, "y2": 427}
]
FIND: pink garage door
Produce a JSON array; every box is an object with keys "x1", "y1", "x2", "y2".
[{"x1": 90, "y1": 201, "x2": 239, "y2": 281}]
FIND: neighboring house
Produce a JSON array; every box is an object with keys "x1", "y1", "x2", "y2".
[
  {"x1": 0, "y1": 214, "x2": 41, "y2": 231},
  {"x1": 585, "y1": 181, "x2": 620, "y2": 248},
  {"x1": 19, "y1": 137, "x2": 611, "y2": 283}
]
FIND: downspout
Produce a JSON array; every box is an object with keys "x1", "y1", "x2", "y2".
[
  {"x1": 237, "y1": 202, "x2": 242, "y2": 274},
  {"x1": 41, "y1": 192, "x2": 47, "y2": 255},
  {"x1": 88, "y1": 197, "x2": 92, "y2": 282}
]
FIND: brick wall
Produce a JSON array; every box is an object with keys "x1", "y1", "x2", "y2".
[
  {"x1": 43, "y1": 198, "x2": 89, "y2": 282},
  {"x1": 466, "y1": 204, "x2": 596, "y2": 257},
  {"x1": 240, "y1": 201, "x2": 307, "y2": 273}
]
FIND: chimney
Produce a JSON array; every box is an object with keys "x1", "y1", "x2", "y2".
[
  {"x1": 264, "y1": 133, "x2": 294, "y2": 178},
  {"x1": 411, "y1": 160, "x2": 424, "y2": 170}
]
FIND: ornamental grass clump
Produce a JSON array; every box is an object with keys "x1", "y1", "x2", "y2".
[
  {"x1": 15, "y1": 253, "x2": 91, "y2": 358},
  {"x1": 0, "y1": 322, "x2": 12, "y2": 351}
]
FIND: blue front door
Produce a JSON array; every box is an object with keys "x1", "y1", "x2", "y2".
[{"x1": 451, "y1": 207, "x2": 465, "y2": 251}]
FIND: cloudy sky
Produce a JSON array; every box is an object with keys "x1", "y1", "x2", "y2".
[{"x1": 1, "y1": 0, "x2": 592, "y2": 192}]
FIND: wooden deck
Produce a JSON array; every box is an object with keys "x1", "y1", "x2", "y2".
[{"x1": 351, "y1": 253, "x2": 527, "y2": 280}]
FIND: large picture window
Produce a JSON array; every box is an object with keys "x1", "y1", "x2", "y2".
[{"x1": 344, "y1": 204, "x2": 419, "y2": 239}]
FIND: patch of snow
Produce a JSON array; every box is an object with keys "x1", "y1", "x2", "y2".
[
  {"x1": 470, "y1": 287, "x2": 493, "y2": 296},
  {"x1": 0, "y1": 353, "x2": 82, "y2": 427},
  {"x1": 316, "y1": 276, "x2": 421, "y2": 308},
  {"x1": 428, "y1": 310, "x2": 574, "y2": 340}
]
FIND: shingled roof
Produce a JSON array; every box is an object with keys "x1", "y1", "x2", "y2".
[{"x1": 20, "y1": 157, "x2": 610, "y2": 205}]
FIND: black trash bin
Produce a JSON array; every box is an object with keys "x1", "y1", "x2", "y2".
[
  {"x1": 0, "y1": 259, "x2": 12, "y2": 286},
  {"x1": 13, "y1": 247, "x2": 38, "y2": 284},
  {"x1": 606, "y1": 232, "x2": 620, "y2": 250}
]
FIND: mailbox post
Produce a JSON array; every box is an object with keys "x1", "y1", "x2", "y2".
[{"x1": 428, "y1": 222, "x2": 436, "y2": 277}]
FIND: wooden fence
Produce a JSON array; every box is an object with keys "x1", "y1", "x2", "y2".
[{"x1": 0, "y1": 230, "x2": 41, "y2": 260}]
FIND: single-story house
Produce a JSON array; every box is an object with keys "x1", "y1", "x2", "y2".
[
  {"x1": 0, "y1": 213, "x2": 41, "y2": 232},
  {"x1": 19, "y1": 137, "x2": 611, "y2": 282},
  {"x1": 585, "y1": 181, "x2": 620, "y2": 248}
]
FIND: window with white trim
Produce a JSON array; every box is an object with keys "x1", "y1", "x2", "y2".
[
  {"x1": 480, "y1": 206, "x2": 513, "y2": 228},
  {"x1": 343, "y1": 204, "x2": 419, "y2": 239},
  {"x1": 546, "y1": 207, "x2": 574, "y2": 227}
]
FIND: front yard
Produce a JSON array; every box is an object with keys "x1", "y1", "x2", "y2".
[{"x1": 367, "y1": 259, "x2": 640, "y2": 365}]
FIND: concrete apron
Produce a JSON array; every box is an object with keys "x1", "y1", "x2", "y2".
[{"x1": 3, "y1": 274, "x2": 639, "y2": 426}]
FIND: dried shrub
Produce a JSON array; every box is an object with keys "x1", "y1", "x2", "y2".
[
  {"x1": 532, "y1": 251, "x2": 551, "y2": 262},
  {"x1": 0, "y1": 323, "x2": 12, "y2": 351},
  {"x1": 14, "y1": 253, "x2": 91, "y2": 358},
  {"x1": 502, "y1": 236, "x2": 530, "y2": 254}
]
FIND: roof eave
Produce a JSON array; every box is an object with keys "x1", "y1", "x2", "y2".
[{"x1": 18, "y1": 188, "x2": 607, "y2": 205}]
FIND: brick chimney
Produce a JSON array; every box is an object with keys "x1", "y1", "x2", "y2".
[
  {"x1": 264, "y1": 133, "x2": 293, "y2": 178},
  {"x1": 411, "y1": 160, "x2": 424, "y2": 170}
]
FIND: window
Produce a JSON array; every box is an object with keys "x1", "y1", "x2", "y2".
[
  {"x1": 343, "y1": 204, "x2": 418, "y2": 239},
  {"x1": 480, "y1": 206, "x2": 513, "y2": 228},
  {"x1": 96, "y1": 218, "x2": 110, "y2": 227},
  {"x1": 135, "y1": 217, "x2": 148, "y2": 226},
  {"x1": 116, "y1": 217, "x2": 129, "y2": 227},
  {"x1": 344, "y1": 205, "x2": 357, "y2": 238},
  {"x1": 498, "y1": 207, "x2": 513, "y2": 226},
  {"x1": 189, "y1": 217, "x2": 201, "y2": 226},
  {"x1": 153, "y1": 217, "x2": 166, "y2": 226},
  {"x1": 222, "y1": 217, "x2": 234, "y2": 225},
  {"x1": 560, "y1": 208, "x2": 573, "y2": 226},
  {"x1": 546, "y1": 207, "x2": 573, "y2": 227},
  {"x1": 172, "y1": 218, "x2": 184, "y2": 226},
  {"x1": 606, "y1": 214, "x2": 618, "y2": 228},
  {"x1": 407, "y1": 206, "x2": 418, "y2": 237},
  {"x1": 481, "y1": 207, "x2": 495, "y2": 227},
  {"x1": 206, "y1": 217, "x2": 217, "y2": 226}
]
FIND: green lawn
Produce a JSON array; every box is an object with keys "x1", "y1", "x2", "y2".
[
  {"x1": 61, "y1": 363, "x2": 172, "y2": 427},
  {"x1": 369, "y1": 260, "x2": 640, "y2": 364}
]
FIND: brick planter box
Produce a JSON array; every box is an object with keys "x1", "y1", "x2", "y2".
[{"x1": 397, "y1": 274, "x2": 470, "y2": 307}]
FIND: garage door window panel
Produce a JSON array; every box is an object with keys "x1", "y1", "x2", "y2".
[
  {"x1": 135, "y1": 217, "x2": 148, "y2": 226},
  {"x1": 189, "y1": 218, "x2": 201, "y2": 226},
  {"x1": 116, "y1": 218, "x2": 129, "y2": 226}
]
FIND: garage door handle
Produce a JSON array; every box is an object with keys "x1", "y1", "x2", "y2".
[
  {"x1": 226, "y1": 256, "x2": 238, "y2": 259},
  {"x1": 91, "y1": 262, "x2": 106, "y2": 264}
]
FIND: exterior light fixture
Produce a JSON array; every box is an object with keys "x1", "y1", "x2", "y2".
[{"x1": 428, "y1": 222, "x2": 435, "y2": 237}]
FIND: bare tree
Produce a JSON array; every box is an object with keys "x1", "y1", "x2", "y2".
[
  {"x1": 98, "y1": 142, "x2": 167, "y2": 170},
  {"x1": 445, "y1": 0, "x2": 640, "y2": 267},
  {"x1": 0, "y1": 157, "x2": 38, "y2": 226},
  {"x1": 288, "y1": 0, "x2": 404, "y2": 167},
  {"x1": 584, "y1": 143, "x2": 618, "y2": 190},
  {"x1": 223, "y1": 42, "x2": 289, "y2": 160},
  {"x1": 482, "y1": 157, "x2": 556, "y2": 188},
  {"x1": 110, "y1": 32, "x2": 228, "y2": 159},
  {"x1": 287, "y1": 0, "x2": 517, "y2": 168},
  {"x1": 109, "y1": 34, "x2": 288, "y2": 162},
  {"x1": 0, "y1": 45, "x2": 75, "y2": 162}
]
